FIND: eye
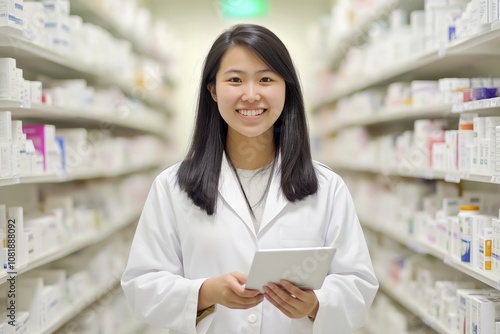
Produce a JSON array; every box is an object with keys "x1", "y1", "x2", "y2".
[
  {"x1": 229, "y1": 77, "x2": 241, "y2": 83},
  {"x1": 260, "y1": 77, "x2": 272, "y2": 83}
]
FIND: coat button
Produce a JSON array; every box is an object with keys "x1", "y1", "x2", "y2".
[{"x1": 247, "y1": 314, "x2": 257, "y2": 323}]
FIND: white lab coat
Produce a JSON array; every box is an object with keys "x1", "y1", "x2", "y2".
[{"x1": 121, "y1": 155, "x2": 378, "y2": 334}]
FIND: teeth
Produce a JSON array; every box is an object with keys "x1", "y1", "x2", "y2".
[{"x1": 238, "y1": 109, "x2": 265, "y2": 116}]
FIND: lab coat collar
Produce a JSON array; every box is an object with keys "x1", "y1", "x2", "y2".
[{"x1": 219, "y1": 152, "x2": 288, "y2": 235}]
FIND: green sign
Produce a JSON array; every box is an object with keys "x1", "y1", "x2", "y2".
[{"x1": 220, "y1": 0, "x2": 269, "y2": 19}]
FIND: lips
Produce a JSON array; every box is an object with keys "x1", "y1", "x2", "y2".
[{"x1": 236, "y1": 108, "x2": 267, "y2": 116}]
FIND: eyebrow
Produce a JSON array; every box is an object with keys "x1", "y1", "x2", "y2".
[{"x1": 223, "y1": 68, "x2": 274, "y2": 75}]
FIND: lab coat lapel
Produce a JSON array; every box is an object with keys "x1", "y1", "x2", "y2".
[
  {"x1": 218, "y1": 154, "x2": 254, "y2": 230},
  {"x1": 260, "y1": 156, "x2": 288, "y2": 232}
]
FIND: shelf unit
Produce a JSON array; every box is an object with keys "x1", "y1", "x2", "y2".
[
  {"x1": 0, "y1": 159, "x2": 161, "y2": 187},
  {"x1": 0, "y1": 5, "x2": 175, "y2": 333},
  {"x1": 0, "y1": 101, "x2": 170, "y2": 139},
  {"x1": 312, "y1": 24, "x2": 500, "y2": 113},
  {"x1": 376, "y1": 275, "x2": 450, "y2": 334},
  {"x1": 326, "y1": 0, "x2": 426, "y2": 72},
  {"x1": 0, "y1": 27, "x2": 172, "y2": 115},
  {"x1": 313, "y1": 3, "x2": 500, "y2": 332},
  {"x1": 327, "y1": 162, "x2": 500, "y2": 185},
  {"x1": 37, "y1": 279, "x2": 120, "y2": 334},
  {"x1": 361, "y1": 216, "x2": 500, "y2": 290},
  {"x1": 69, "y1": 0, "x2": 166, "y2": 65},
  {"x1": 321, "y1": 98, "x2": 500, "y2": 136},
  {"x1": 0, "y1": 209, "x2": 140, "y2": 285}
]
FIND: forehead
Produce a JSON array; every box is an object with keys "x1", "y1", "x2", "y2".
[{"x1": 218, "y1": 45, "x2": 268, "y2": 71}]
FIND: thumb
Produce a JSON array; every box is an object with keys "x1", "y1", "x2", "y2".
[{"x1": 230, "y1": 271, "x2": 248, "y2": 284}]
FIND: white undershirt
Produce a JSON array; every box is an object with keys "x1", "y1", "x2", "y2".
[{"x1": 235, "y1": 165, "x2": 272, "y2": 233}]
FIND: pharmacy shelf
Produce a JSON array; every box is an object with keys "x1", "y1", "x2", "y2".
[
  {"x1": 0, "y1": 27, "x2": 172, "y2": 115},
  {"x1": 363, "y1": 215, "x2": 500, "y2": 289},
  {"x1": 328, "y1": 0, "x2": 400, "y2": 71},
  {"x1": 0, "y1": 209, "x2": 140, "y2": 286},
  {"x1": 322, "y1": 100, "x2": 500, "y2": 135},
  {"x1": 327, "y1": 161, "x2": 500, "y2": 185},
  {"x1": 360, "y1": 215, "x2": 427, "y2": 254},
  {"x1": 312, "y1": 27, "x2": 500, "y2": 113},
  {"x1": 70, "y1": 0, "x2": 166, "y2": 64},
  {"x1": 36, "y1": 278, "x2": 120, "y2": 334},
  {"x1": 326, "y1": 105, "x2": 452, "y2": 135},
  {"x1": 452, "y1": 96, "x2": 500, "y2": 113},
  {"x1": 423, "y1": 243, "x2": 499, "y2": 289},
  {"x1": 328, "y1": 0, "x2": 423, "y2": 71},
  {"x1": 440, "y1": 254, "x2": 500, "y2": 290},
  {"x1": 0, "y1": 160, "x2": 162, "y2": 187},
  {"x1": 377, "y1": 274, "x2": 451, "y2": 334},
  {"x1": 0, "y1": 102, "x2": 170, "y2": 139}
]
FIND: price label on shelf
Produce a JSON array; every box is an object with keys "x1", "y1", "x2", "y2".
[
  {"x1": 445, "y1": 174, "x2": 461, "y2": 183},
  {"x1": 408, "y1": 241, "x2": 426, "y2": 254},
  {"x1": 423, "y1": 171, "x2": 434, "y2": 179},
  {"x1": 13, "y1": 176, "x2": 20, "y2": 184},
  {"x1": 483, "y1": 100, "x2": 491, "y2": 108},
  {"x1": 491, "y1": 98, "x2": 498, "y2": 107},
  {"x1": 444, "y1": 256, "x2": 452, "y2": 265},
  {"x1": 491, "y1": 175, "x2": 500, "y2": 184}
]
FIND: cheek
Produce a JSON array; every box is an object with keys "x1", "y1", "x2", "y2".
[
  {"x1": 216, "y1": 85, "x2": 239, "y2": 104},
  {"x1": 269, "y1": 87, "x2": 286, "y2": 110}
]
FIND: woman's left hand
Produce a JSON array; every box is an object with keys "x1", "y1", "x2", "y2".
[{"x1": 263, "y1": 280, "x2": 319, "y2": 319}]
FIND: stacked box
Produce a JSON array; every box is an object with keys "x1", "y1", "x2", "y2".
[{"x1": 496, "y1": 126, "x2": 500, "y2": 172}]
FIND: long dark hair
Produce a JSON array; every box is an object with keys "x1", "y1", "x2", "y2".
[{"x1": 177, "y1": 24, "x2": 318, "y2": 215}]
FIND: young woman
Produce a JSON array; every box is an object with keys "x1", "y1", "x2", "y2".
[{"x1": 121, "y1": 24, "x2": 378, "y2": 334}]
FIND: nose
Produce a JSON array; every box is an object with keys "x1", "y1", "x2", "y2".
[{"x1": 242, "y1": 83, "x2": 261, "y2": 102}]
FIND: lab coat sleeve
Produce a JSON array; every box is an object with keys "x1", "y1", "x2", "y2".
[
  {"x1": 121, "y1": 175, "x2": 210, "y2": 334},
  {"x1": 311, "y1": 178, "x2": 379, "y2": 333}
]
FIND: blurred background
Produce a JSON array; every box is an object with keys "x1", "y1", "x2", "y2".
[{"x1": 1, "y1": 0, "x2": 500, "y2": 333}]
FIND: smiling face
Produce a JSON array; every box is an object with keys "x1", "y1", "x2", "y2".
[{"x1": 209, "y1": 45, "x2": 286, "y2": 142}]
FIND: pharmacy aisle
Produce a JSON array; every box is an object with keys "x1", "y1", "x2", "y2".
[
  {"x1": 0, "y1": 0, "x2": 178, "y2": 332},
  {"x1": 311, "y1": 0, "x2": 500, "y2": 333}
]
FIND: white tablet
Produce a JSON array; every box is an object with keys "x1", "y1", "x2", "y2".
[{"x1": 245, "y1": 246, "x2": 336, "y2": 293}]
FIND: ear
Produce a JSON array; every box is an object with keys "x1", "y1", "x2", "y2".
[{"x1": 207, "y1": 83, "x2": 217, "y2": 102}]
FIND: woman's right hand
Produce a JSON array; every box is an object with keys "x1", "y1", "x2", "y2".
[{"x1": 198, "y1": 272, "x2": 264, "y2": 311}]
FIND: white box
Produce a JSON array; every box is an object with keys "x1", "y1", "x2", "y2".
[
  {"x1": 471, "y1": 215, "x2": 492, "y2": 268},
  {"x1": 492, "y1": 218, "x2": 500, "y2": 275},
  {"x1": 0, "y1": 0, "x2": 20, "y2": 29},
  {"x1": 0, "y1": 58, "x2": 17, "y2": 100},
  {"x1": 29, "y1": 81, "x2": 42, "y2": 104},
  {"x1": 14, "y1": 68, "x2": 22, "y2": 102},
  {"x1": 23, "y1": 2, "x2": 47, "y2": 46},
  {"x1": 457, "y1": 290, "x2": 491, "y2": 334},
  {"x1": 17, "y1": 277, "x2": 44, "y2": 330},
  {"x1": 479, "y1": 228, "x2": 493, "y2": 271},
  {"x1": 470, "y1": 296, "x2": 500, "y2": 334}
]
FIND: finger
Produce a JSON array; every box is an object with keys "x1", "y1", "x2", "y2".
[
  {"x1": 242, "y1": 288, "x2": 264, "y2": 297},
  {"x1": 266, "y1": 283, "x2": 299, "y2": 305},
  {"x1": 230, "y1": 272, "x2": 248, "y2": 284},
  {"x1": 263, "y1": 284, "x2": 298, "y2": 313},
  {"x1": 280, "y1": 280, "x2": 309, "y2": 301},
  {"x1": 228, "y1": 294, "x2": 264, "y2": 309},
  {"x1": 263, "y1": 287, "x2": 294, "y2": 318}
]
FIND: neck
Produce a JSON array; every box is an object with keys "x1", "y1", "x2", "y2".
[{"x1": 226, "y1": 128, "x2": 275, "y2": 169}]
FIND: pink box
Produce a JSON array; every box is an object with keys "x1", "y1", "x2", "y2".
[{"x1": 22, "y1": 124, "x2": 56, "y2": 171}]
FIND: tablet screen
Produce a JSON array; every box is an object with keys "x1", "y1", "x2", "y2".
[{"x1": 245, "y1": 246, "x2": 336, "y2": 293}]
